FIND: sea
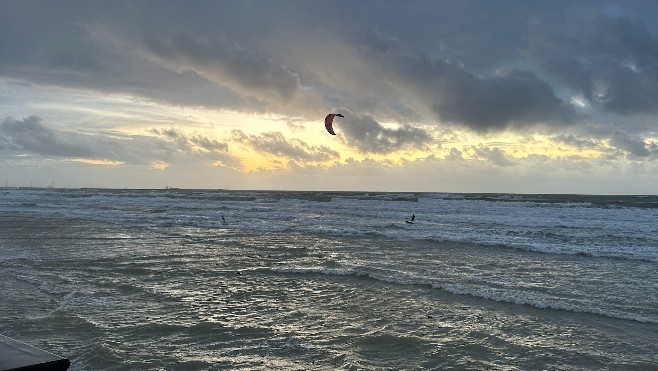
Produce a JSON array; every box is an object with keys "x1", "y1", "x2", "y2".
[{"x1": 0, "y1": 188, "x2": 657, "y2": 370}]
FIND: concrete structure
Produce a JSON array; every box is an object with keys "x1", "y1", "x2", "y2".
[{"x1": 0, "y1": 334, "x2": 70, "y2": 371}]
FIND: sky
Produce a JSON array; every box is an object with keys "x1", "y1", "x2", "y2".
[{"x1": 1, "y1": 0, "x2": 657, "y2": 194}]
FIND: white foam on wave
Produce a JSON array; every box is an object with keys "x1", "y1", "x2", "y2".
[
  {"x1": 269, "y1": 265, "x2": 658, "y2": 324},
  {"x1": 2, "y1": 189, "x2": 657, "y2": 262},
  {"x1": 434, "y1": 282, "x2": 658, "y2": 324}
]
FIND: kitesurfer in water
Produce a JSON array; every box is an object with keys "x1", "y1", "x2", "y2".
[{"x1": 405, "y1": 214, "x2": 415, "y2": 224}]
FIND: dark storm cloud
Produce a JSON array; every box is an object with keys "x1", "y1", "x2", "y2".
[
  {"x1": 389, "y1": 57, "x2": 576, "y2": 131},
  {"x1": 0, "y1": 1, "x2": 294, "y2": 111},
  {"x1": 526, "y1": 13, "x2": 658, "y2": 116},
  {"x1": 2, "y1": 1, "x2": 658, "y2": 139},
  {"x1": 232, "y1": 130, "x2": 339, "y2": 163},
  {"x1": 323, "y1": 2, "x2": 578, "y2": 132},
  {"x1": 0, "y1": 2, "x2": 106, "y2": 71},
  {"x1": 0, "y1": 116, "x2": 233, "y2": 165}
]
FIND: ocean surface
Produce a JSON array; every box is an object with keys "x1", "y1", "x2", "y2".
[{"x1": 0, "y1": 188, "x2": 657, "y2": 370}]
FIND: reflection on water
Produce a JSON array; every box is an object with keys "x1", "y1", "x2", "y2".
[{"x1": 0, "y1": 189, "x2": 657, "y2": 369}]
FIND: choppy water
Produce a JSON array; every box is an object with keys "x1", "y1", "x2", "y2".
[{"x1": 1, "y1": 188, "x2": 657, "y2": 370}]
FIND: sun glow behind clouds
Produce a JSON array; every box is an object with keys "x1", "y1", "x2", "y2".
[
  {"x1": 0, "y1": 78, "x2": 652, "y2": 192},
  {"x1": 2, "y1": 78, "x2": 610, "y2": 168},
  {"x1": 72, "y1": 159, "x2": 125, "y2": 166},
  {"x1": 150, "y1": 161, "x2": 169, "y2": 170},
  {"x1": 29, "y1": 86, "x2": 599, "y2": 167}
]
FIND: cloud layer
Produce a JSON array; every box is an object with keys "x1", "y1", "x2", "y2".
[
  {"x1": 232, "y1": 130, "x2": 339, "y2": 165},
  {"x1": 1, "y1": 1, "x2": 657, "y2": 192},
  {"x1": 0, "y1": 116, "x2": 235, "y2": 167},
  {"x1": 338, "y1": 113, "x2": 433, "y2": 154},
  {"x1": 2, "y1": 2, "x2": 658, "y2": 132}
]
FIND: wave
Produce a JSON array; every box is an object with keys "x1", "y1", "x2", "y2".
[
  {"x1": 454, "y1": 239, "x2": 658, "y2": 263},
  {"x1": 2, "y1": 188, "x2": 656, "y2": 263},
  {"x1": 265, "y1": 267, "x2": 658, "y2": 324},
  {"x1": 277, "y1": 224, "x2": 658, "y2": 263}
]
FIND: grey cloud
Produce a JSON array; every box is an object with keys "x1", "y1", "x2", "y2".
[
  {"x1": 149, "y1": 128, "x2": 230, "y2": 155},
  {"x1": 467, "y1": 144, "x2": 517, "y2": 167},
  {"x1": 609, "y1": 132, "x2": 656, "y2": 158},
  {"x1": 526, "y1": 13, "x2": 658, "y2": 116},
  {"x1": 349, "y1": 27, "x2": 401, "y2": 53},
  {"x1": 2, "y1": 1, "x2": 658, "y2": 141},
  {"x1": 526, "y1": 154, "x2": 551, "y2": 162},
  {"x1": 385, "y1": 54, "x2": 576, "y2": 132},
  {"x1": 0, "y1": 2, "x2": 284, "y2": 112},
  {"x1": 552, "y1": 134, "x2": 603, "y2": 150},
  {"x1": 190, "y1": 135, "x2": 229, "y2": 152},
  {"x1": 552, "y1": 132, "x2": 657, "y2": 159},
  {"x1": 0, "y1": 2, "x2": 105, "y2": 71},
  {"x1": 338, "y1": 114, "x2": 433, "y2": 154},
  {"x1": 138, "y1": 32, "x2": 301, "y2": 104},
  {"x1": 1, "y1": 1, "x2": 572, "y2": 130},
  {"x1": 444, "y1": 147, "x2": 464, "y2": 161},
  {"x1": 232, "y1": 130, "x2": 339, "y2": 163},
  {"x1": 1, "y1": 116, "x2": 233, "y2": 165},
  {"x1": 1, "y1": 116, "x2": 99, "y2": 158}
]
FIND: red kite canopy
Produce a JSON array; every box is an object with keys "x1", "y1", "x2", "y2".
[{"x1": 324, "y1": 113, "x2": 344, "y2": 135}]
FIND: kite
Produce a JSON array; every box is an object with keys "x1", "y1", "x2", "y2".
[{"x1": 324, "y1": 113, "x2": 344, "y2": 135}]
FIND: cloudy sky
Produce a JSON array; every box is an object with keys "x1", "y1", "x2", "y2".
[{"x1": 1, "y1": 0, "x2": 657, "y2": 193}]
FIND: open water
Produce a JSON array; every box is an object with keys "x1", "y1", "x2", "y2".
[{"x1": 0, "y1": 188, "x2": 657, "y2": 370}]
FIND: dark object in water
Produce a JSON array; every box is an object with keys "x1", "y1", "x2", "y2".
[
  {"x1": 0, "y1": 334, "x2": 70, "y2": 370},
  {"x1": 405, "y1": 214, "x2": 415, "y2": 224}
]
